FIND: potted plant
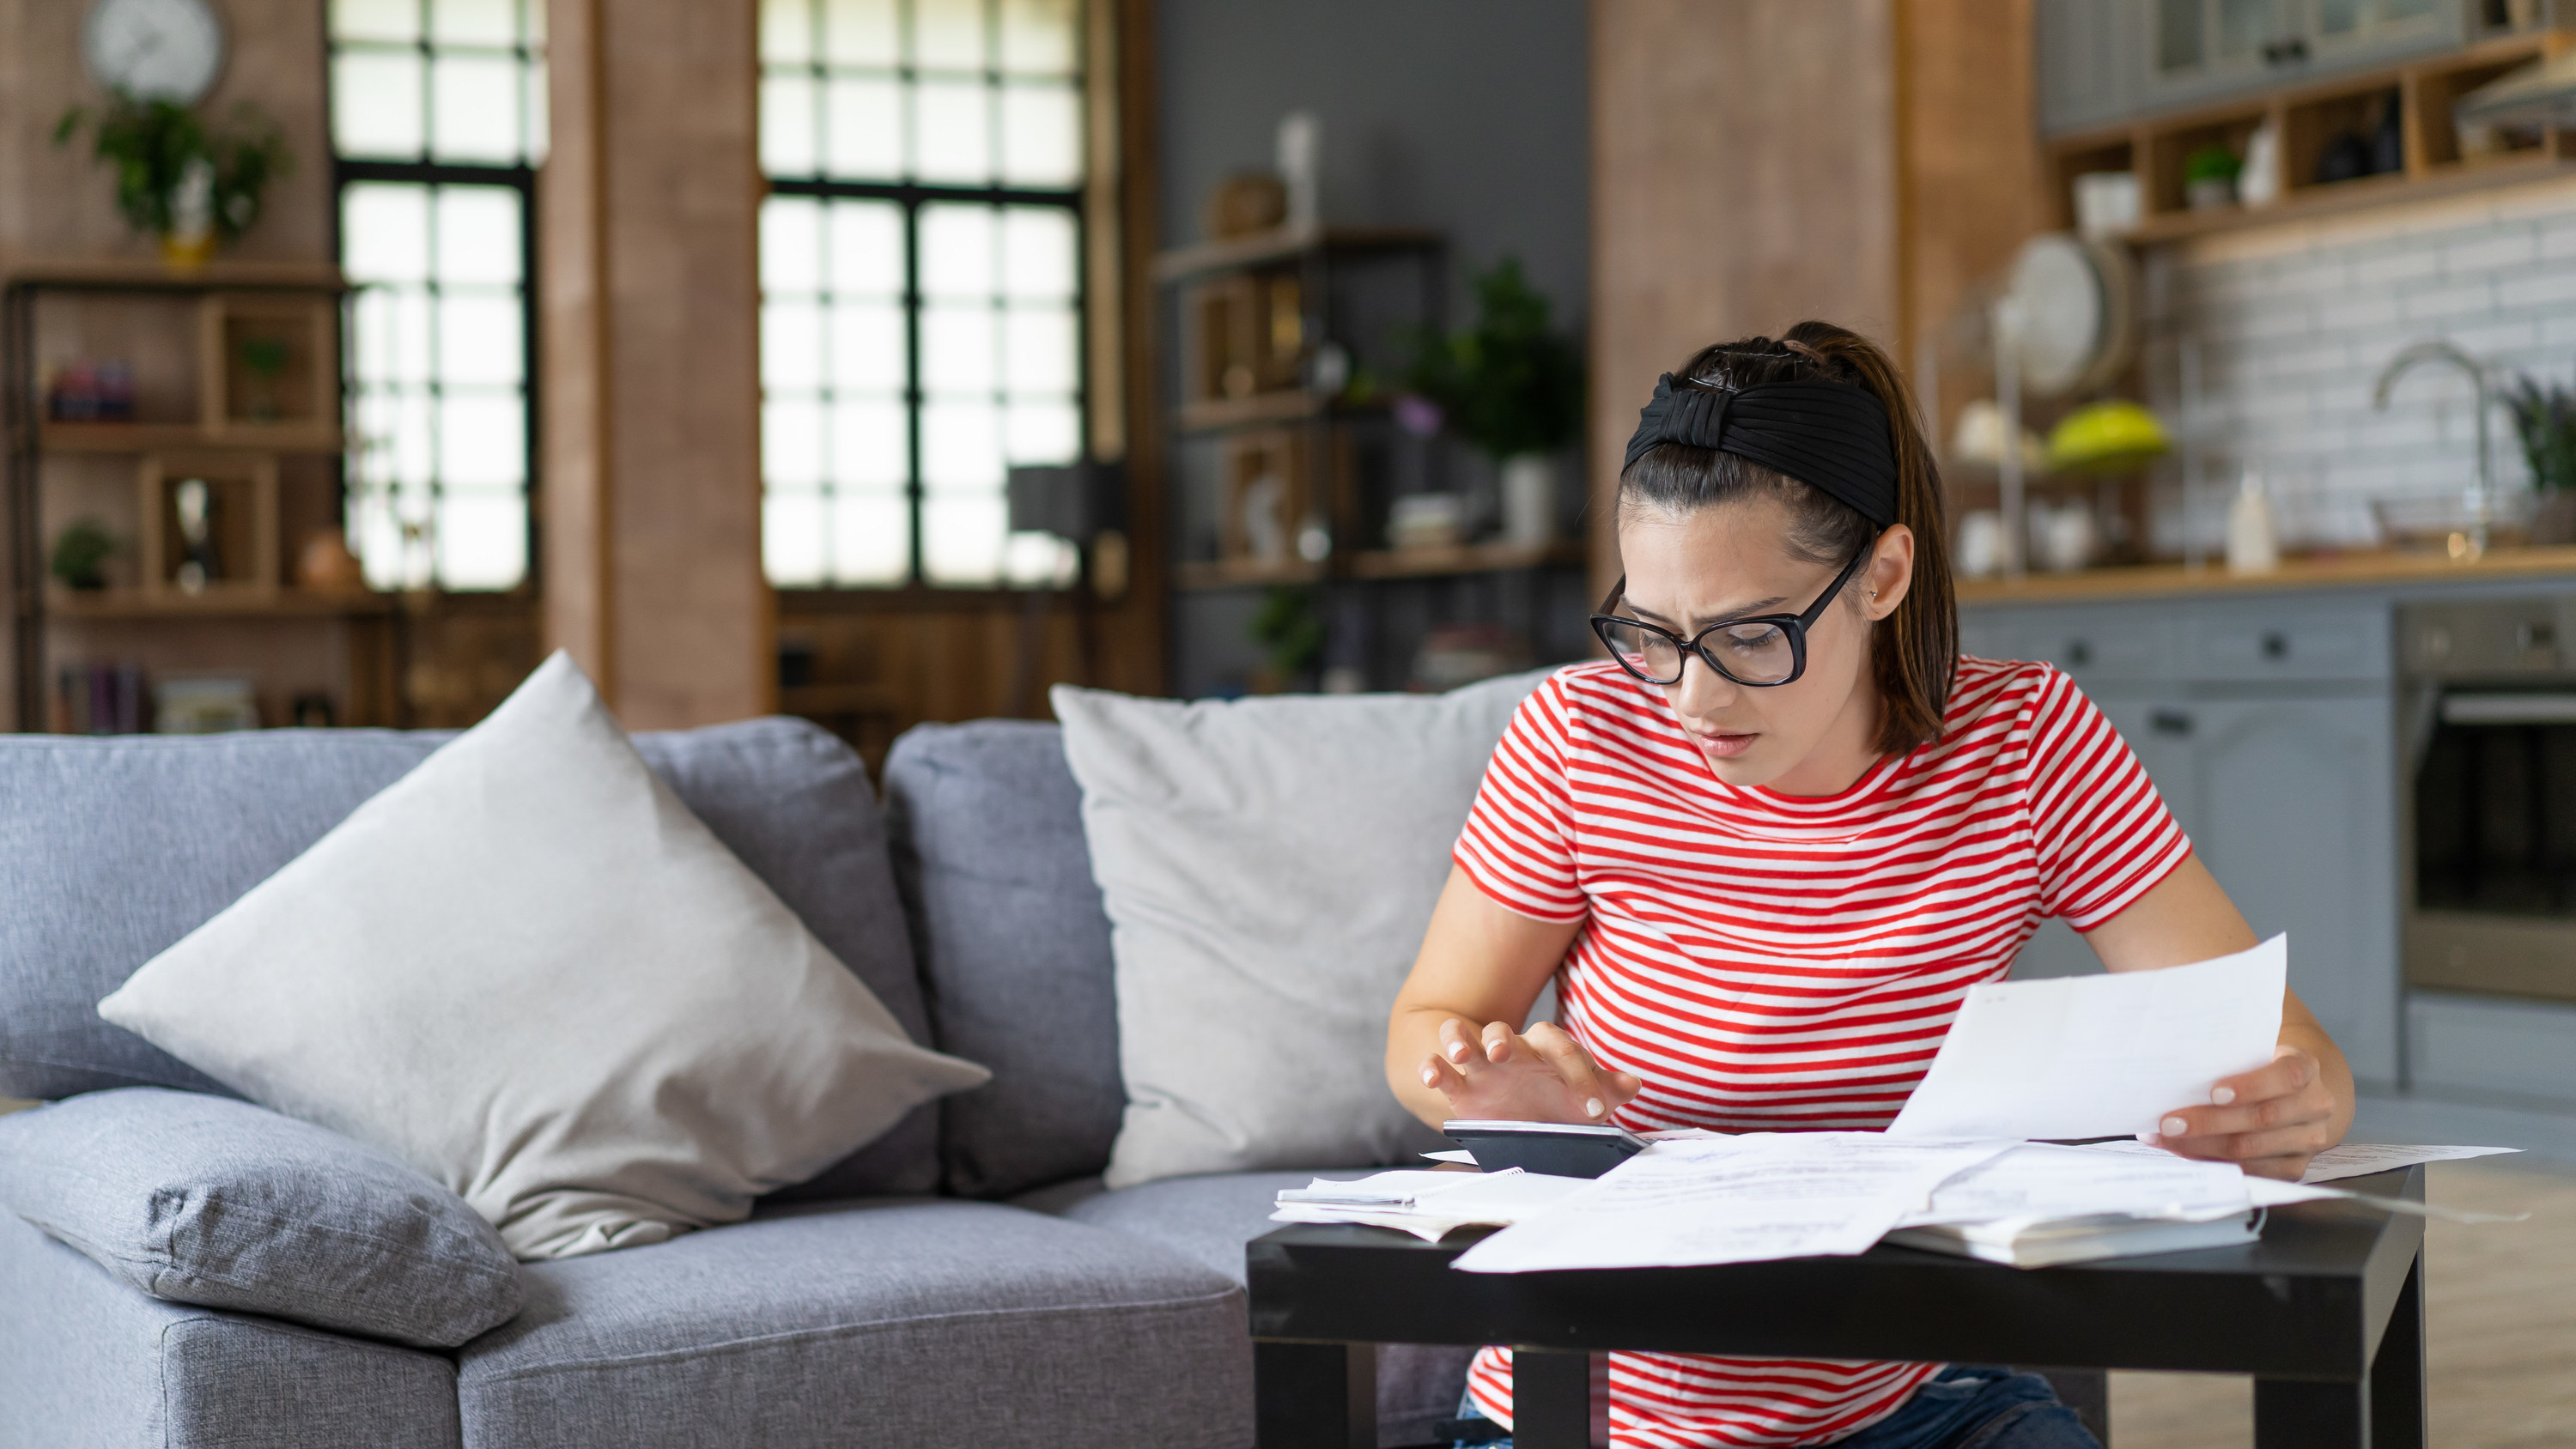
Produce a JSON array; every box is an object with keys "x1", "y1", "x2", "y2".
[
  {"x1": 1403, "y1": 258, "x2": 1585, "y2": 548},
  {"x1": 54, "y1": 95, "x2": 289, "y2": 271},
  {"x1": 2183, "y1": 142, "x2": 2241, "y2": 211},
  {"x1": 2505, "y1": 373, "x2": 2576, "y2": 545},
  {"x1": 50, "y1": 519, "x2": 120, "y2": 592},
  {"x1": 1247, "y1": 586, "x2": 1324, "y2": 694}
]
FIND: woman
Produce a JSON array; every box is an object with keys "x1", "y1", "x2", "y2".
[{"x1": 1385, "y1": 323, "x2": 2352, "y2": 1449}]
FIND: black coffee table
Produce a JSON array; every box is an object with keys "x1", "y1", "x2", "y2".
[{"x1": 1248, "y1": 1166, "x2": 2425, "y2": 1449}]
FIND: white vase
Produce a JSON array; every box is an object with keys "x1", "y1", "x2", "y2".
[{"x1": 1499, "y1": 453, "x2": 1558, "y2": 548}]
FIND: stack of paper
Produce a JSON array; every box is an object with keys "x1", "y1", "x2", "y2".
[
  {"x1": 1450, "y1": 1134, "x2": 2018, "y2": 1273},
  {"x1": 1882, "y1": 1142, "x2": 2263, "y2": 1265},
  {"x1": 1279, "y1": 938, "x2": 2524, "y2": 1270},
  {"x1": 1270, "y1": 1167, "x2": 1591, "y2": 1241}
]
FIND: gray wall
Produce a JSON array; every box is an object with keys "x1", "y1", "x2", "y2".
[
  {"x1": 1157, "y1": 0, "x2": 1590, "y2": 696},
  {"x1": 1157, "y1": 0, "x2": 1589, "y2": 323}
]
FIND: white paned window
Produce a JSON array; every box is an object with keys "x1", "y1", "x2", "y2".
[
  {"x1": 330, "y1": 0, "x2": 544, "y2": 591},
  {"x1": 760, "y1": 0, "x2": 1085, "y2": 588}
]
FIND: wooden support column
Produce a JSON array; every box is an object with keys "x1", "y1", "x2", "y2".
[
  {"x1": 1589, "y1": 0, "x2": 1902, "y2": 591},
  {"x1": 542, "y1": 0, "x2": 770, "y2": 728}
]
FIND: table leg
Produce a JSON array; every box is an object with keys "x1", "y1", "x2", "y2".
[
  {"x1": 2368, "y1": 1252, "x2": 2427, "y2": 1449},
  {"x1": 2253, "y1": 1379, "x2": 2366, "y2": 1448},
  {"x1": 1514, "y1": 1348, "x2": 1591, "y2": 1449},
  {"x1": 1255, "y1": 1340, "x2": 1376, "y2": 1449}
]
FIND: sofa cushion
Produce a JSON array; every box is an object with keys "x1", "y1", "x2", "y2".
[
  {"x1": 0, "y1": 1210, "x2": 465, "y2": 1449},
  {"x1": 98, "y1": 655, "x2": 987, "y2": 1260},
  {"x1": 0, "y1": 1088, "x2": 520, "y2": 1349},
  {"x1": 883, "y1": 720, "x2": 1125, "y2": 1198},
  {"x1": 1031, "y1": 1170, "x2": 1479, "y2": 1449},
  {"x1": 0, "y1": 712, "x2": 947, "y2": 1200},
  {"x1": 454, "y1": 1198, "x2": 1249, "y2": 1449},
  {"x1": 1053, "y1": 674, "x2": 1551, "y2": 1189}
]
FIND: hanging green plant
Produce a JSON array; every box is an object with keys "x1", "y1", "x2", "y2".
[{"x1": 53, "y1": 94, "x2": 290, "y2": 267}]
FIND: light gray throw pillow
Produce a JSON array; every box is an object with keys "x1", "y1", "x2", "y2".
[
  {"x1": 0, "y1": 1088, "x2": 521, "y2": 1348},
  {"x1": 1052, "y1": 671, "x2": 1553, "y2": 1189},
  {"x1": 99, "y1": 652, "x2": 990, "y2": 1259}
]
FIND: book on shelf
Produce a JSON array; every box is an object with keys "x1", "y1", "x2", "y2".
[{"x1": 53, "y1": 663, "x2": 147, "y2": 736}]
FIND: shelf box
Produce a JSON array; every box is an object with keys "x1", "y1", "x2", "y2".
[
  {"x1": 2146, "y1": 107, "x2": 2271, "y2": 217},
  {"x1": 2280, "y1": 82, "x2": 2408, "y2": 197},
  {"x1": 2410, "y1": 44, "x2": 2559, "y2": 171},
  {"x1": 2048, "y1": 136, "x2": 2140, "y2": 233},
  {"x1": 198, "y1": 294, "x2": 338, "y2": 439},
  {"x1": 1181, "y1": 270, "x2": 1303, "y2": 409},
  {"x1": 137, "y1": 452, "x2": 280, "y2": 600}
]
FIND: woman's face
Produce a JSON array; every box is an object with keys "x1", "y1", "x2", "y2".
[{"x1": 1613, "y1": 497, "x2": 1911, "y2": 795}]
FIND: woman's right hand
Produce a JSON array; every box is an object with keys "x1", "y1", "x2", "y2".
[{"x1": 1417, "y1": 1016, "x2": 1643, "y2": 1125}]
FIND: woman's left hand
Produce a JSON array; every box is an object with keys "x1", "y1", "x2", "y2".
[{"x1": 2144, "y1": 1045, "x2": 2337, "y2": 1180}]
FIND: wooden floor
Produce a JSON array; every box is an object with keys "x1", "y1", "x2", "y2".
[{"x1": 2111, "y1": 1158, "x2": 2576, "y2": 1447}]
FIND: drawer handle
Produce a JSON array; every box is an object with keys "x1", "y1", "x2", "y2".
[
  {"x1": 2065, "y1": 640, "x2": 2093, "y2": 667},
  {"x1": 2150, "y1": 710, "x2": 2194, "y2": 737},
  {"x1": 2261, "y1": 632, "x2": 2289, "y2": 660},
  {"x1": 2262, "y1": 37, "x2": 2308, "y2": 65}
]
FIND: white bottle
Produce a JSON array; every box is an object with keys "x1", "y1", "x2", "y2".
[{"x1": 2227, "y1": 470, "x2": 2279, "y2": 575}]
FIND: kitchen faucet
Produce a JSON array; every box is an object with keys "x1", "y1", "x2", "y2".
[{"x1": 2372, "y1": 340, "x2": 2497, "y2": 555}]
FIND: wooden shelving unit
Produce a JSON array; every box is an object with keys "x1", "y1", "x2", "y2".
[
  {"x1": 3, "y1": 256, "x2": 389, "y2": 731},
  {"x1": 1345, "y1": 540, "x2": 1588, "y2": 580},
  {"x1": 1151, "y1": 224, "x2": 1445, "y2": 284},
  {"x1": 46, "y1": 586, "x2": 393, "y2": 620},
  {"x1": 2046, "y1": 30, "x2": 2576, "y2": 246},
  {"x1": 38, "y1": 421, "x2": 345, "y2": 454},
  {"x1": 1176, "y1": 391, "x2": 1389, "y2": 434},
  {"x1": 1174, "y1": 556, "x2": 1327, "y2": 591}
]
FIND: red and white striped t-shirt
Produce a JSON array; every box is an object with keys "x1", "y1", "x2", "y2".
[{"x1": 1453, "y1": 655, "x2": 2190, "y2": 1448}]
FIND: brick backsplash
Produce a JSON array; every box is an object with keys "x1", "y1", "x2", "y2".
[{"x1": 2139, "y1": 175, "x2": 2576, "y2": 551}]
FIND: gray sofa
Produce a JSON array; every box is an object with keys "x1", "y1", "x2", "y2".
[{"x1": 0, "y1": 716, "x2": 1472, "y2": 1449}]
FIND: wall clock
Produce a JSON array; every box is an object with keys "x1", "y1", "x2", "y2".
[{"x1": 82, "y1": 0, "x2": 227, "y2": 106}]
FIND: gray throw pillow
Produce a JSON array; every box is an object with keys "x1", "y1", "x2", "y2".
[
  {"x1": 0, "y1": 1088, "x2": 521, "y2": 1348},
  {"x1": 1052, "y1": 671, "x2": 1552, "y2": 1189},
  {"x1": 98, "y1": 652, "x2": 991, "y2": 1259}
]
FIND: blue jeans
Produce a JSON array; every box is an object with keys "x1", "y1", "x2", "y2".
[{"x1": 1450, "y1": 1364, "x2": 2103, "y2": 1449}]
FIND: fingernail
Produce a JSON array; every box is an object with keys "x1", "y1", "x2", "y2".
[
  {"x1": 1586, "y1": 1099, "x2": 1606, "y2": 1118},
  {"x1": 1449, "y1": 1045, "x2": 1468, "y2": 1063},
  {"x1": 2213, "y1": 1087, "x2": 2236, "y2": 1106},
  {"x1": 2162, "y1": 1116, "x2": 2189, "y2": 1137},
  {"x1": 1421, "y1": 1067, "x2": 1439, "y2": 1086}
]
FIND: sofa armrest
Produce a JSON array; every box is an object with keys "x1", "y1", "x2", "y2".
[{"x1": 0, "y1": 1088, "x2": 520, "y2": 1348}]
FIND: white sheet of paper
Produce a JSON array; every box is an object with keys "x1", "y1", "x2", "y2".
[
  {"x1": 2240, "y1": 1174, "x2": 2530, "y2": 1225},
  {"x1": 2075, "y1": 1137, "x2": 2524, "y2": 1185},
  {"x1": 2297, "y1": 1143, "x2": 2524, "y2": 1183},
  {"x1": 1419, "y1": 1149, "x2": 1479, "y2": 1165},
  {"x1": 1451, "y1": 1133, "x2": 2014, "y2": 1274},
  {"x1": 1886, "y1": 935, "x2": 2287, "y2": 1141},
  {"x1": 1895, "y1": 1143, "x2": 2252, "y2": 1228}
]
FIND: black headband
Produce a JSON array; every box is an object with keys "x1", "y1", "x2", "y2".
[{"x1": 1622, "y1": 373, "x2": 1900, "y2": 527}]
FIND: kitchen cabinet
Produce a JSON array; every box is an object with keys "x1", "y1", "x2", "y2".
[
  {"x1": 2037, "y1": 0, "x2": 2470, "y2": 136},
  {"x1": 1972, "y1": 594, "x2": 2401, "y2": 1085},
  {"x1": 2157, "y1": 693, "x2": 2401, "y2": 1083},
  {"x1": 2037, "y1": 0, "x2": 2145, "y2": 138}
]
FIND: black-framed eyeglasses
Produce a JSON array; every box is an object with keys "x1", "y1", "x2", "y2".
[{"x1": 1589, "y1": 541, "x2": 1875, "y2": 688}]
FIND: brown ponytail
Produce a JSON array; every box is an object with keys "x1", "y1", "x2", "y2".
[{"x1": 1618, "y1": 320, "x2": 1957, "y2": 755}]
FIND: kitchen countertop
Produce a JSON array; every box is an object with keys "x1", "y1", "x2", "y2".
[{"x1": 1956, "y1": 546, "x2": 2576, "y2": 605}]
